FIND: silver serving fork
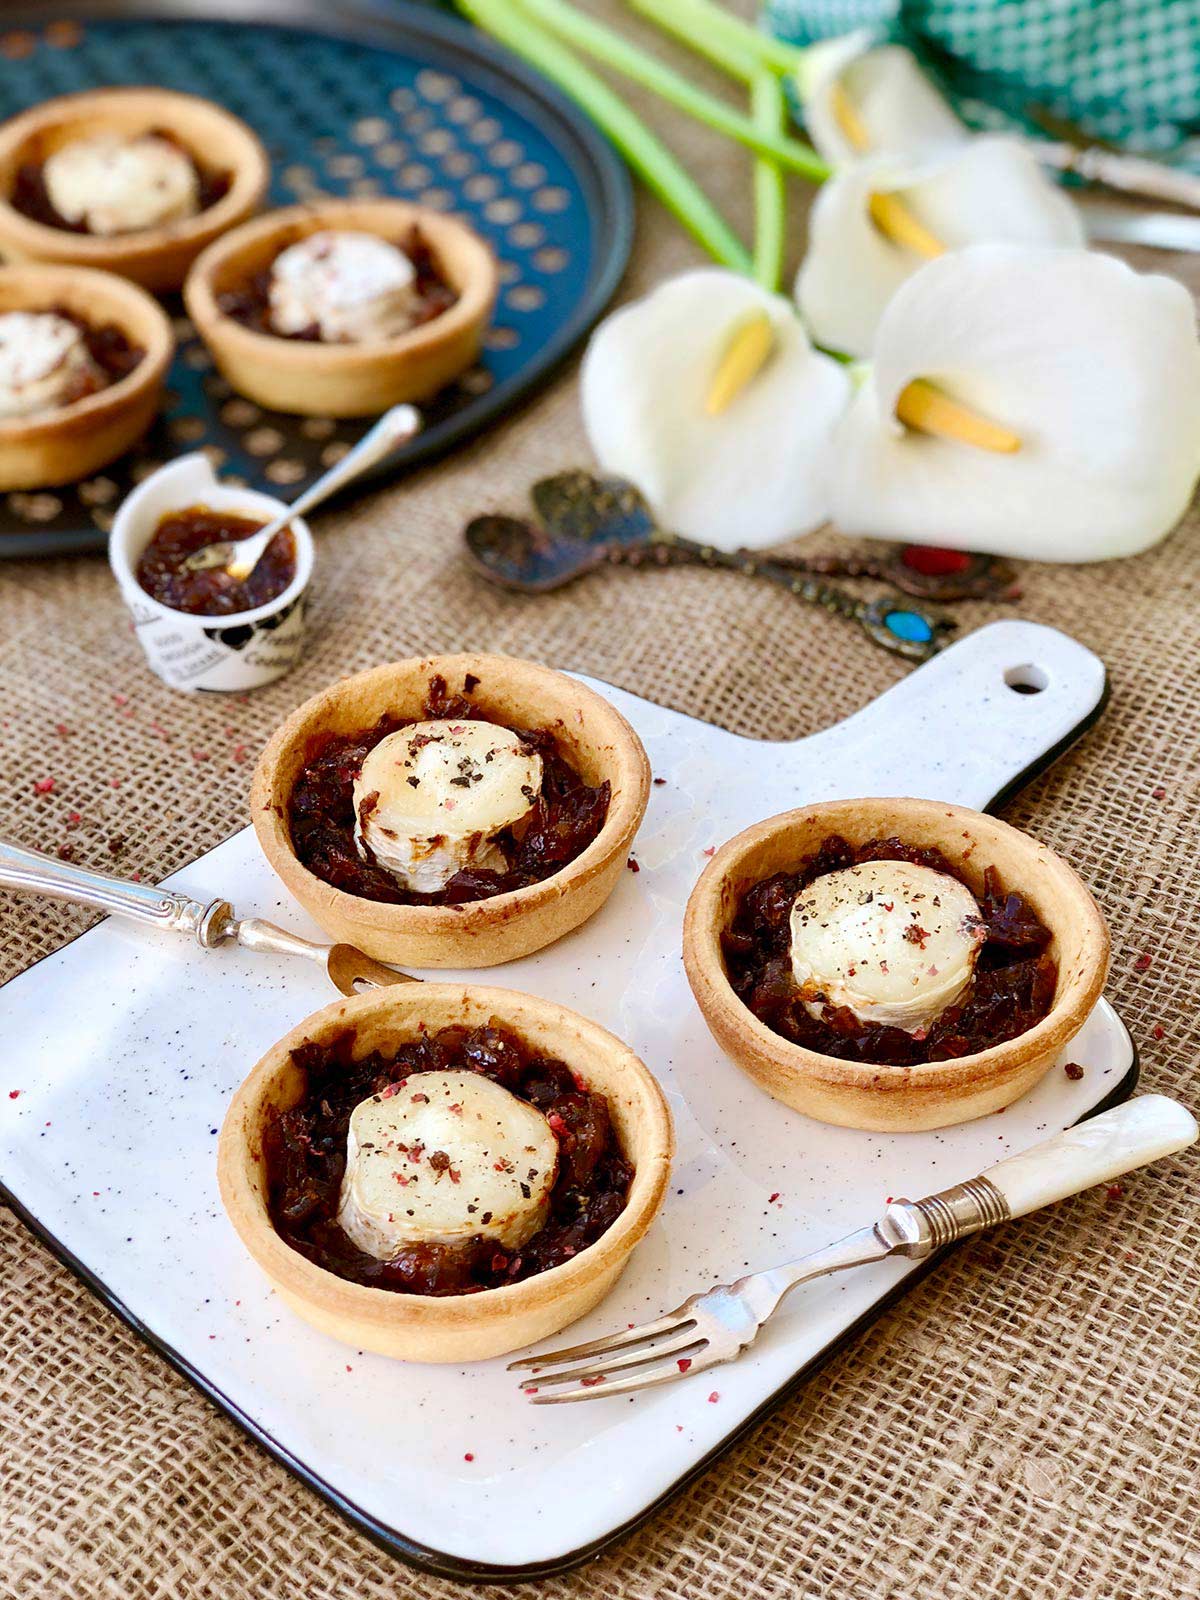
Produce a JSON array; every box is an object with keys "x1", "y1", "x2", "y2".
[{"x1": 512, "y1": 1095, "x2": 1196, "y2": 1402}]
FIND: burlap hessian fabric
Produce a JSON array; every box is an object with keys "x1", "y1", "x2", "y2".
[{"x1": 2, "y1": 5, "x2": 1199, "y2": 1597}]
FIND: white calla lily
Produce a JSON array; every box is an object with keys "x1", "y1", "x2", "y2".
[
  {"x1": 829, "y1": 244, "x2": 1200, "y2": 562},
  {"x1": 796, "y1": 137, "x2": 1085, "y2": 359},
  {"x1": 581, "y1": 269, "x2": 851, "y2": 548},
  {"x1": 799, "y1": 37, "x2": 967, "y2": 166}
]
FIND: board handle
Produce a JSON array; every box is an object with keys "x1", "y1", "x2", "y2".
[{"x1": 803, "y1": 620, "x2": 1107, "y2": 811}]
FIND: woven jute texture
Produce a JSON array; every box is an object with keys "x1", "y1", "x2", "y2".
[{"x1": 2, "y1": 7, "x2": 1200, "y2": 1599}]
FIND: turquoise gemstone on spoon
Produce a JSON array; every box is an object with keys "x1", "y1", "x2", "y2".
[{"x1": 884, "y1": 609, "x2": 934, "y2": 644}]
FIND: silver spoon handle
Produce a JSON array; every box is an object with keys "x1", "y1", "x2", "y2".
[
  {"x1": 0, "y1": 839, "x2": 229, "y2": 946},
  {"x1": 227, "y1": 915, "x2": 330, "y2": 964},
  {"x1": 225, "y1": 403, "x2": 423, "y2": 580},
  {"x1": 282, "y1": 403, "x2": 422, "y2": 526}
]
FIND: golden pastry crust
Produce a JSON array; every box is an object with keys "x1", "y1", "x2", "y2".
[
  {"x1": 217, "y1": 985, "x2": 674, "y2": 1363},
  {"x1": 0, "y1": 264, "x2": 172, "y2": 491},
  {"x1": 683, "y1": 797, "x2": 1110, "y2": 1132},
  {"x1": 0, "y1": 88, "x2": 269, "y2": 291},
  {"x1": 252, "y1": 653, "x2": 651, "y2": 968},
  {"x1": 184, "y1": 199, "x2": 497, "y2": 416}
]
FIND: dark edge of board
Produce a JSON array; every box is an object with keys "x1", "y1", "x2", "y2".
[
  {"x1": 0, "y1": 0, "x2": 634, "y2": 560},
  {"x1": 0, "y1": 667, "x2": 1119, "y2": 1580}
]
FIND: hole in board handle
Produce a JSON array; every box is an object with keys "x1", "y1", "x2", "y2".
[{"x1": 1004, "y1": 664, "x2": 1049, "y2": 695}]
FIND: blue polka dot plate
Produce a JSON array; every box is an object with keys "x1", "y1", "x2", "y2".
[{"x1": 0, "y1": 0, "x2": 633, "y2": 557}]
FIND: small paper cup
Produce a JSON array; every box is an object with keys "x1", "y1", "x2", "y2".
[{"x1": 109, "y1": 452, "x2": 313, "y2": 693}]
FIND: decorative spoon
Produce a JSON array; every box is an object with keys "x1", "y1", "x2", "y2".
[
  {"x1": 464, "y1": 472, "x2": 1016, "y2": 662},
  {"x1": 0, "y1": 840, "x2": 415, "y2": 997},
  {"x1": 183, "y1": 402, "x2": 422, "y2": 580}
]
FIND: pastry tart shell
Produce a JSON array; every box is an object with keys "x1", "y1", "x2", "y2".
[
  {"x1": 683, "y1": 797, "x2": 1110, "y2": 1132},
  {"x1": 0, "y1": 264, "x2": 173, "y2": 491},
  {"x1": 0, "y1": 87, "x2": 269, "y2": 292},
  {"x1": 184, "y1": 199, "x2": 497, "y2": 417},
  {"x1": 252, "y1": 653, "x2": 652, "y2": 967},
  {"x1": 217, "y1": 984, "x2": 674, "y2": 1363}
]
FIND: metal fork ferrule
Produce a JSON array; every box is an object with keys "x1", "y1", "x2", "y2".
[{"x1": 878, "y1": 1176, "x2": 1011, "y2": 1259}]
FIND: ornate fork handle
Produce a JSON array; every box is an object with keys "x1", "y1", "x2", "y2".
[
  {"x1": 0, "y1": 839, "x2": 231, "y2": 947},
  {"x1": 726, "y1": 1178, "x2": 1010, "y2": 1330},
  {"x1": 758, "y1": 1094, "x2": 1198, "y2": 1316}
]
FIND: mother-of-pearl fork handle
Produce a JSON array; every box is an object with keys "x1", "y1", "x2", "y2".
[
  {"x1": 0, "y1": 838, "x2": 229, "y2": 945},
  {"x1": 882, "y1": 1096, "x2": 1197, "y2": 1258},
  {"x1": 980, "y1": 1094, "x2": 1197, "y2": 1218}
]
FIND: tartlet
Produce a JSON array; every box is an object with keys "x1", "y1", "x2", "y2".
[
  {"x1": 0, "y1": 264, "x2": 172, "y2": 491},
  {"x1": 184, "y1": 199, "x2": 497, "y2": 417},
  {"x1": 217, "y1": 984, "x2": 673, "y2": 1362},
  {"x1": 0, "y1": 88, "x2": 269, "y2": 291},
  {"x1": 683, "y1": 797, "x2": 1110, "y2": 1132},
  {"x1": 252, "y1": 654, "x2": 651, "y2": 966}
]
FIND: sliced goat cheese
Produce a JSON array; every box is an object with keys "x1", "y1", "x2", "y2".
[
  {"x1": 337, "y1": 1069, "x2": 558, "y2": 1260},
  {"x1": 353, "y1": 719, "x2": 542, "y2": 894},
  {"x1": 44, "y1": 133, "x2": 200, "y2": 236},
  {"x1": 0, "y1": 311, "x2": 101, "y2": 417},
  {"x1": 789, "y1": 859, "x2": 986, "y2": 1034},
  {"x1": 268, "y1": 230, "x2": 418, "y2": 343}
]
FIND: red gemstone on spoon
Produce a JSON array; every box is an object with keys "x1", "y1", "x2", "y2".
[{"x1": 901, "y1": 545, "x2": 972, "y2": 576}]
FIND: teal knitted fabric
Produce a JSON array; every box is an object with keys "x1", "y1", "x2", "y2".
[{"x1": 763, "y1": 0, "x2": 1200, "y2": 165}]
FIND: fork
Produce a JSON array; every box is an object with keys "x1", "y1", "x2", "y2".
[{"x1": 512, "y1": 1094, "x2": 1196, "y2": 1402}]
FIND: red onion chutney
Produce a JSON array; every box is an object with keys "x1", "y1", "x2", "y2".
[{"x1": 135, "y1": 505, "x2": 295, "y2": 616}]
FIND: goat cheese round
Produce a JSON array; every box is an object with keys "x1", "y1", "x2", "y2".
[
  {"x1": 0, "y1": 311, "x2": 102, "y2": 418},
  {"x1": 337, "y1": 1069, "x2": 559, "y2": 1260},
  {"x1": 353, "y1": 719, "x2": 543, "y2": 894},
  {"x1": 43, "y1": 132, "x2": 200, "y2": 236},
  {"x1": 789, "y1": 859, "x2": 986, "y2": 1034},
  {"x1": 268, "y1": 230, "x2": 418, "y2": 343}
]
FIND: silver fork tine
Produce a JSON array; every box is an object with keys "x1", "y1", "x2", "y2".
[
  {"x1": 507, "y1": 1309, "x2": 694, "y2": 1371},
  {"x1": 527, "y1": 1358, "x2": 713, "y2": 1405},
  {"x1": 517, "y1": 1328, "x2": 707, "y2": 1390}
]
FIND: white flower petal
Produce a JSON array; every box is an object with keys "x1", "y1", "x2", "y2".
[
  {"x1": 581, "y1": 270, "x2": 851, "y2": 548},
  {"x1": 830, "y1": 244, "x2": 1200, "y2": 562},
  {"x1": 796, "y1": 138, "x2": 1084, "y2": 358},
  {"x1": 803, "y1": 41, "x2": 967, "y2": 166}
]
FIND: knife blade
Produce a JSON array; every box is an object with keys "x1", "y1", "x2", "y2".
[
  {"x1": 1082, "y1": 203, "x2": 1200, "y2": 253},
  {"x1": 1031, "y1": 139, "x2": 1200, "y2": 211}
]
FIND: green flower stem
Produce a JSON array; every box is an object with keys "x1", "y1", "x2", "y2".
[
  {"x1": 624, "y1": 0, "x2": 758, "y2": 81},
  {"x1": 457, "y1": 0, "x2": 752, "y2": 271},
  {"x1": 751, "y1": 68, "x2": 786, "y2": 292},
  {"x1": 512, "y1": 0, "x2": 830, "y2": 181},
  {"x1": 626, "y1": 0, "x2": 810, "y2": 79}
]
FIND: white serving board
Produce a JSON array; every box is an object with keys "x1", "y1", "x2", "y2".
[{"x1": 0, "y1": 621, "x2": 1131, "y2": 1581}]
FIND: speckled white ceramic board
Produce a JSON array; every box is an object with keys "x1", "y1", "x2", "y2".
[{"x1": 0, "y1": 621, "x2": 1130, "y2": 1580}]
